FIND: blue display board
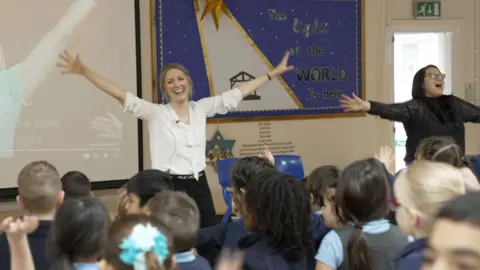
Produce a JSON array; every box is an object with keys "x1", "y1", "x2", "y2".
[{"x1": 153, "y1": 0, "x2": 365, "y2": 121}]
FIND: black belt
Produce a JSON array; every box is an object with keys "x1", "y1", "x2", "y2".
[{"x1": 169, "y1": 170, "x2": 205, "y2": 180}]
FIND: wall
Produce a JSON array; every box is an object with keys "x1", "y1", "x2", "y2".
[{"x1": 0, "y1": 0, "x2": 478, "y2": 216}]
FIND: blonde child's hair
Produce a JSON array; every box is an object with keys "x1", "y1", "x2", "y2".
[{"x1": 394, "y1": 161, "x2": 467, "y2": 234}]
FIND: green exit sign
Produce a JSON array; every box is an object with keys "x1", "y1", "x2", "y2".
[{"x1": 414, "y1": 1, "x2": 441, "y2": 19}]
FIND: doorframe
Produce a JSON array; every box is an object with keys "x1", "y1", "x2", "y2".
[{"x1": 382, "y1": 19, "x2": 466, "y2": 170}]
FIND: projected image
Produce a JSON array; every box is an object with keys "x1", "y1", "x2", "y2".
[
  {"x1": 0, "y1": 0, "x2": 98, "y2": 158},
  {"x1": 0, "y1": 0, "x2": 139, "y2": 188}
]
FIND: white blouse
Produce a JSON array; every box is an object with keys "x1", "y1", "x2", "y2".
[{"x1": 123, "y1": 88, "x2": 243, "y2": 179}]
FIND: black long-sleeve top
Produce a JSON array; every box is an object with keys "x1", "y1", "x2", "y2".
[{"x1": 367, "y1": 95, "x2": 480, "y2": 164}]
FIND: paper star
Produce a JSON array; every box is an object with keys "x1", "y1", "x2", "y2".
[{"x1": 200, "y1": 0, "x2": 232, "y2": 30}]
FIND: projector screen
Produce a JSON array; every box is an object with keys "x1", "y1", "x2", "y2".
[{"x1": 0, "y1": 0, "x2": 141, "y2": 190}]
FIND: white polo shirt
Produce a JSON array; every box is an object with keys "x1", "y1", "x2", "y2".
[{"x1": 123, "y1": 88, "x2": 243, "y2": 178}]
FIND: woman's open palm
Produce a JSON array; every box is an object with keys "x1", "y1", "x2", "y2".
[
  {"x1": 56, "y1": 50, "x2": 84, "y2": 75},
  {"x1": 339, "y1": 93, "x2": 369, "y2": 112}
]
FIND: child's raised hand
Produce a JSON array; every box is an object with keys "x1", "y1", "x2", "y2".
[
  {"x1": 260, "y1": 144, "x2": 275, "y2": 165},
  {"x1": 374, "y1": 146, "x2": 394, "y2": 172},
  {"x1": 0, "y1": 216, "x2": 39, "y2": 239}
]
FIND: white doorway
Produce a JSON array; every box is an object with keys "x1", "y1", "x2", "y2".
[{"x1": 392, "y1": 32, "x2": 453, "y2": 171}]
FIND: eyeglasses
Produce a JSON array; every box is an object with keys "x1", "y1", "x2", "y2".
[{"x1": 426, "y1": 73, "x2": 446, "y2": 80}]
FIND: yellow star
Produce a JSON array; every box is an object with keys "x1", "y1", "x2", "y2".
[{"x1": 200, "y1": 0, "x2": 231, "y2": 30}]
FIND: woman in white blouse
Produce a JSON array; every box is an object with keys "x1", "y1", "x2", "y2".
[{"x1": 56, "y1": 50, "x2": 293, "y2": 227}]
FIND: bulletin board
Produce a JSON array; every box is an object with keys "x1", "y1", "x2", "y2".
[{"x1": 152, "y1": 0, "x2": 366, "y2": 122}]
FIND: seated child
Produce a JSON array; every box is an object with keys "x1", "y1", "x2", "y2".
[
  {"x1": 196, "y1": 156, "x2": 274, "y2": 263},
  {"x1": 423, "y1": 192, "x2": 480, "y2": 270},
  {"x1": 415, "y1": 136, "x2": 480, "y2": 191},
  {"x1": 102, "y1": 214, "x2": 175, "y2": 270},
  {"x1": 116, "y1": 169, "x2": 173, "y2": 218},
  {"x1": 393, "y1": 161, "x2": 469, "y2": 270},
  {"x1": 60, "y1": 170, "x2": 92, "y2": 199},
  {"x1": 306, "y1": 165, "x2": 340, "y2": 216},
  {"x1": 48, "y1": 197, "x2": 111, "y2": 269},
  {"x1": 316, "y1": 158, "x2": 409, "y2": 270},
  {"x1": 0, "y1": 161, "x2": 64, "y2": 270},
  {"x1": 148, "y1": 191, "x2": 211, "y2": 269},
  {"x1": 237, "y1": 170, "x2": 312, "y2": 269}
]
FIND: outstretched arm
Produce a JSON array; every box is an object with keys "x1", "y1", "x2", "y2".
[
  {"x1": 19, "y1": 0, "x2": 98, "y2": 100},
  {"x1": 197, "y1": 52, "x2": 294, "y2": 117},
  {"x1": 455, "y1": 96, "x2": 480, "y2": 123},
  {"x1": 57, "y1": 51, "x2": 156, "y2": 120}
]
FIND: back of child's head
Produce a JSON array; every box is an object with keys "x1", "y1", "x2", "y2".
[
  {"x1": 335, "y1": 157, "x2": 390, "y2": 270},
  {"x1": 307, "y1": 165, "x2": 340, "y2": 207},
  {"x1": 394, "y1": 161, "x2": 467, "y2": 237},
  {"x1": 61, "y1": 170, "x2": 92, "y2": 199},
  {"x1": 424, "y1": 192, "x2": 480, "y2": 269},
  {"x1": 416, "y1": 136, "x2": 467, "y2": 167},
  {"x1": 17, "y1": 160, "x2": 63, "y2": 215},
  {"x1": 49, "y1": 196, "x2": 111, "y2": 270},
  {"x1": 147, "y1": 191, "x2": 200, "y2": 253},
  {"x1": 117, "y1": 170, "x2": 173, "y2": 218},
  {"x1": 230, "y1": 156, "x2": 275, "y2": 190},
  {"x1": 230, "y1": 156, "x2": 276, "y2": 216},
  {"x1": 244, "y1": 170, "x2": 311, "y2": 260},
  {"x1": 104, "y1": 214, "x2": 174, "y2": 270}
]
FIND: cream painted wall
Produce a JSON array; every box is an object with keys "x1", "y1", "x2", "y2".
[{"x1": 0, "y1": 0, "x2": 478, "y2": 217}]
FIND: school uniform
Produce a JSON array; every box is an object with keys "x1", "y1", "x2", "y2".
[
  {"x1": 196, "y1": 217, "x2": 249, "y2": 265},
  {"x1": 237, "y1": 232, "x2": 309, "y2": 270},
  {"x1": 175, "y1": 250, "x2": 211, "y2": 270},
  {"x1": 72, "y1": 262, "x2": 100, "y2": 270},
  {"x1": 0, "y1": 220, "x2": 52, "y2": 270},
  {"x1": 393, "y1": 237, "x2": 428, "y2": 270},
  {"x1": 316, "y1": 219, "x2": 409, "y2": 270}
]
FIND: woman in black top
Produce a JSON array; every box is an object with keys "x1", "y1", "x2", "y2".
[{"x1": 340, "y1": 64, "x2": 480, "y2": 165}]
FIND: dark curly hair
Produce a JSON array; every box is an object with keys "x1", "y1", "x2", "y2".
[
  {"x1": 230, "y1": 156, "x2": 275, "y2": 190},
  {"x1": 244, "y1": 170, "x2": 311, "y2": 260}
]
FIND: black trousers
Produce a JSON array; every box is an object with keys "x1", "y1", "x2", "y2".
[{"x1": 171, "y1": 173, "x2": 218, "y2": 228}]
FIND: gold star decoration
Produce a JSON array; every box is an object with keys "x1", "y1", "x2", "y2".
[{"x1": 200, "y1": 0, "x2": 232, "y2": 30}]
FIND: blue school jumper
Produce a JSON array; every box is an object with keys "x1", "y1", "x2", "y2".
[
  {"x1": 0, "y1": 220, "x2": 52, "y2": 270},
  {"x1": 237, "y1": 232, "x2": 309, "y2": 270},
  {"x1": 175, "y1": 250, "x2": 211, "y2": 270},
  {"x1": 393, "y1": 237, "x2": 428, "y2": 270}
]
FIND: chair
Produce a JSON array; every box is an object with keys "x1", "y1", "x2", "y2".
[
  {"x1": 216, "y1": 158, "x2": 240, "y2": 223},
  {"x1": 274, "y1": 155, "x2": 305, "y2": 179}
]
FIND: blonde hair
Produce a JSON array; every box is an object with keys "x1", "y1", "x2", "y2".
[
  {"x1": 158, "y1": 63, "x2": 193, "y2": 103},
  {"x1": 394, "y1": 161, "x2": 467, "y2": 234}
]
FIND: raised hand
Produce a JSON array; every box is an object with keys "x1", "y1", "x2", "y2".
[
  {"x1": 0, "y1": 216, "x2": 39, "y2": 238},
  {"x1": 374, "y1": 145, "x2": 394, "y2": 172},
  {"x1": 339, "y1": 93, "x2": 370, "y2": 112},
  {"x1": 270, "y1": 51, "x2": 294, "y2": 76},
  {"x1": 56, "y1": 50, "x2": 85, "y2": 75}
]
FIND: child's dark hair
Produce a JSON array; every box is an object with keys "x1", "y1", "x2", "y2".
[
  {"x1": 245, "y1": 170, "x2": 311, "y2": 260},
  {"x1": 336, "y1": 158, "x2": 390, "y2": 270},
  {"x1": 436, "y1": 191, "x2": 480, "y2": 227},
  {"x1": 48, "y1": 197, "x2": 111, "y2": 270},
  {"x1": 307, "y1": 165, "x2": 340, "y2": 207},
  {"x1": 61, "y1": 170, "x2": 92, "y2": 199},
  {"x1": 230, "y1": 156, "x2": 275, "y2": 190},
  {"x1": 416, "y1": 136, "x2": 470, "y2": 168},
  {"x1": 105, "y1": 214, "x2": 174, "y2": 270},
  {"x1": 147, "y1": 191, "x2": 200, "y2": 253},
  {"x1": 117, "y1": 170, "x2": 173, "y2": 217}
]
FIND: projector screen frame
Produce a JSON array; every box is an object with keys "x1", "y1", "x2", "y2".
[{"x1": 0, "y1": 0, "x2": 144, "y2": 201}]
